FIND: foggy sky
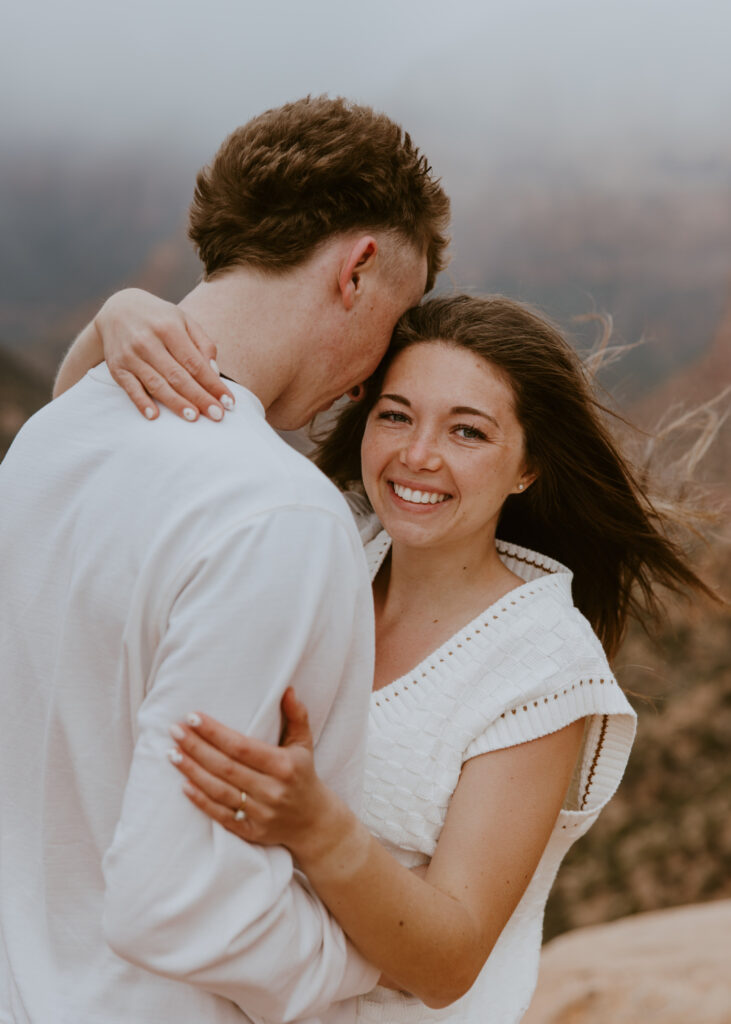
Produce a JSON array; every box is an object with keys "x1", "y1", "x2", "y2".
[{"x1": 4, "y1": 0, "x2": 731, "y2": 175}]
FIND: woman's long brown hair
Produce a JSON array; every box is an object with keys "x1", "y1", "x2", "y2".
[{"x1": 315, "y1": 294, "x2": 717, "y2": 660}]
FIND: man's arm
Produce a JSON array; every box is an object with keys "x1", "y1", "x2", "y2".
[{"x1": 102, "y1": 506, "x2": 378, "y2": 1021}]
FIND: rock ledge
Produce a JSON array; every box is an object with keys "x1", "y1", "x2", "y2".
[{"x1": 523, "y1": 900, "x2": 731, "y2": 1024}]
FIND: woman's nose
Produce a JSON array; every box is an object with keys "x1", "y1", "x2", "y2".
[{"x1": 399, "y1": 433, "x2": 442, "y2": 472}]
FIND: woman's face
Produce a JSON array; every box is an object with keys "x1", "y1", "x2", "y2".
[{"x1": 361, "y1": 341, "x2": 533, "y2": 554}]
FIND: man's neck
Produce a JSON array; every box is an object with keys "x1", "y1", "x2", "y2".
[{"x1": 178, "y1": 267, "x2": 317, "y2": 413}]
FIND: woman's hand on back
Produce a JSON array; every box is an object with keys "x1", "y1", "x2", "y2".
[
  {"x1": 167, "y1": 687, "x2": 336, "y2": 852},
  {"x1": 96, "y1": 288, "x2": 235, "y2": 422}
]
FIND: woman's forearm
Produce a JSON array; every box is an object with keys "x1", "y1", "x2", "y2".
[
  {"x1": 293, "y1": 795, "x2": 486, "y2": 1008},
  {"x1": 53, "y1": 319, "x2": 103, "y2": 397}
]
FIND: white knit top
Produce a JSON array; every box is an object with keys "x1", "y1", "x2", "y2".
[{"x1": 355, "y1": 528, "x2": 636, "y2": 1024}]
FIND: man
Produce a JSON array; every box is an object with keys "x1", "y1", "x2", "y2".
[{"x1": 0, "y1": 96, "x2": 448, "y2": 1024}]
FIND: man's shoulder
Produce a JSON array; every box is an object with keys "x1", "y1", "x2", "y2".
[
  {"x1": 200, "y1": 401, "x2": 351, "y2": 524},
  {"x1": 151, "y1": 398, "x2": 356, "y2": 544},
  {"x1": 83, "y1": 365, "x2": 349, "y2": 515},
  {"x1": 14, "y1": 367, "x2": 358, "y2": 555}
]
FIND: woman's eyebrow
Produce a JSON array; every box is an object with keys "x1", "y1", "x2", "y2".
[
  {"x1": 451, "y1": 405, "x2": 500, "y2": 429},
  {"x1": 379, "y1": 393, "x2": 411, "y2": 406}
]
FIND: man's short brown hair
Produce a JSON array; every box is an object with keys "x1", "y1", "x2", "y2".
[{"x1": 188, "y1": 96, "x2": 450, "y2": 291}]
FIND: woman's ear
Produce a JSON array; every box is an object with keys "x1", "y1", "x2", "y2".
[
  {"x1": 515, "y1": 467, "x2": 538, "y2": 494},
  {"x1": 338, "y1": 236, "x2": 378, "y2": 311}
]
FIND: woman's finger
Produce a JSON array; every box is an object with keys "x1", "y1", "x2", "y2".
[
  {"x1": 182, "y1": 781, "x2": 259, "y2": 841},
  {"x1": 170, "y1": 723, "x2": 272, "y2": 795},
  {"x1": 111, "y1": 367, "x2": 160, "y2": 420},
  {"x1": 179, "y1": 314, "x2": 236, "y2": 412},
  {"x1": 152, "y1": 352, "x2": 226, "y2": 421},
  {"x1": 182, "y1": 780, "x2": 285, "y2": 846},
  {"x1": 167, "y1": 743, "x2": 245, "y2": 810},
  {"x1": 158, "y1": 333, "x2": 232, "y2": 420},
  {"x1": 280, "y1": 688, "x2": 314, "y2": 750},
  {"x1": 181, "y1": 313, "x2": 217, "y2": 363},
  {"x1": 184, "y1": 712, "x2": 288, "y2": 776},
  {"x1": 135, "y1": 366, "x2": 202, "y2": 422}
]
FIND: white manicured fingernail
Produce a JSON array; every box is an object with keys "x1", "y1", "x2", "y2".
[
  {"x1": 221, "y1": 394, "x2": 235, "y2": 411},
  {"x1": 166, "y1": 748, "x2": 183, "y2": 765},
  {"x1": 208, "y1": 405, "x2": 223, "y2": 421},
  {"x1": 187, "y1": 712, "x2": 202, "y2": 727},
  {"x1": 183, "y1": 407, "x2": 197, "y2": 421},
  {"x1": 169, "y1": 723, "x2": 185, "y2": 740},
  {"x1": 144, "y1": 406, "x2": 156, "y2": 420},
  {"x1": 210, "y1": 359, "x2": 220, "y2": 375}
]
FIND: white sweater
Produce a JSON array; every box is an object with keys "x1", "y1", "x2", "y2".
[
  {"x1": 0, "y1": 365, "x2": 379, "y2": 1024},
  {"x1": 355, "y1": 528, "x2": 637, "y2": 1024}
]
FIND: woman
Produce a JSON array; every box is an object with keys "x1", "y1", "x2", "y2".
[{"x1": 57, "y1": 292, "x2": 711, "y2": 1022}]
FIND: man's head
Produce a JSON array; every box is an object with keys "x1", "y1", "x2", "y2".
[
  {"x1": 188, "y1": 95, "x2": 450, "y2": 293},
  {"x1": 263, "y1": 228, "x2": 430, "y2": 428}
]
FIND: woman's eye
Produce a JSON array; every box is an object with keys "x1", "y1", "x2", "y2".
[
  {"x1": 378, "y1": 410, "x2": 410, "y2": 423},
  {"x1": 454, "y1": 424, "x2": 487, "y2": 441}
]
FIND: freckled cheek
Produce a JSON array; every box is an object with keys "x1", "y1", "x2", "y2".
[
  {"x1": 460, "y1": 465, "x2": 509, "y2": 509},
  {"x1": 360, "y1": 429, "x2": 375, "y2": 473},
  {"x1": 360, "y1": 432, "x2": 386, "y2": 497}
]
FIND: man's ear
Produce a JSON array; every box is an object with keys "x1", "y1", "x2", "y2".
[{"x1": 338, "y1": 236, "x2": 378, "y2": 311}]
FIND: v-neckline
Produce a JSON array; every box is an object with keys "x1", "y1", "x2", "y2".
[{"x1": 364, "y1": 530, "x2": 570, "y2": 700}]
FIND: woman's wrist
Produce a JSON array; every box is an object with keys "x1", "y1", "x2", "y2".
[
  {"x1": 96, "y1": 288, "x2": 157, "y2": 328},
  {"x1": 290, "y1": 784, "x2": 366, "y2": 878}
]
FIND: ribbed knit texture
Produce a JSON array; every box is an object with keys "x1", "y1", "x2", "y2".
[{"x1": 356, "y1": 531, "x2": 636, "y2": 1023}]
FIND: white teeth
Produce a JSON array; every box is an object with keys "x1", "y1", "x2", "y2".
[{"x1": 393, "y1": 483, "x2": 449, "y2": 505}]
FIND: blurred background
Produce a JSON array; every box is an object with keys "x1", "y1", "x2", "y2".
[{"x1": 2, "y1": 0, "x2": 729, "y2": 1002}]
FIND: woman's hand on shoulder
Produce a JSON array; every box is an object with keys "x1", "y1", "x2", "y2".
[
  {"x1": 167, "y1": 688, "x2": 335, "y2": 853},
  {"x1": 96, "y1": 288, "x2": 235, "y2": 422}
]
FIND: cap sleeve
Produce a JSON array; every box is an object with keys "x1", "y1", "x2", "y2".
[{"x1": 464, "y1": 673, "x2": 636, "y2": 818}]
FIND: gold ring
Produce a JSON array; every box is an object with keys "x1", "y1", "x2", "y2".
[
  {"x1": 234, "y1": 808, "x2": 246, "y2": 822},
  {"x1": 239, "y1": 791, "x2": 247, "y2": 807}
]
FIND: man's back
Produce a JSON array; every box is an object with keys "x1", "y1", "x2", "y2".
[{"x1": 0, "y1": 365, "x2": 376, "y2": 1023}]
